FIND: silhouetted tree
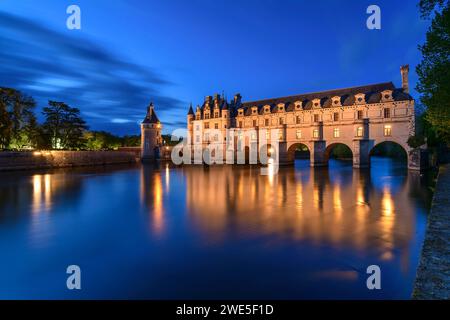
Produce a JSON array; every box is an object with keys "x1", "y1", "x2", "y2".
[
  {"x1": 42, "y1": 101, "x2": 88, "y2": 149},
  {"x1": 416, "y1": 0, "x2": 450, "y2": 144},
  {"x1": 0, "y1": 87, "x2": 37, "y2": 149}
]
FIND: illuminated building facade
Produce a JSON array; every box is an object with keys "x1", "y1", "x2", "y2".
[{"x1": 186, "y1": 65, "x2": 416, "y2": 168}]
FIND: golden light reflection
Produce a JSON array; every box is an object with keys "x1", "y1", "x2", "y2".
[
  {"x1": 379, "y1": 186, "x2": 395, "y2": 260},
  {"x1": 382, "y1": 187, "x2": 394, "y2": 216},
  {"x1": 333, "y1": 185, "x2": 342, "y2": 215},
  {"x1": 32, "y1": 175, "x2": 42, "y2": 214},
  {"x1": 165, "y1": 163, "x2": 170, "y2": 192},
  {"x1": 267, "y1": 158, "x2": 275, "y2": 185},
  {"x1": 179, "y1": 163, "x2": 413, "y2": 260},
  {"x1": 153, "y1": 173, "x2": 164, "y2": 234},
  {"x1": 32, "y1": 174, "x2": 53, "y2": 214}
]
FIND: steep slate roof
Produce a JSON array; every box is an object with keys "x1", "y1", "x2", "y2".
[
  {"x1": 187, "y1": 103, "x2": 194, "y2": 115},
  {"x1": 142, "y1": 103, "x2": 160, "y2": 124},
  {"x1": 240, "y1": 82, "x2": 413, "y2": 112}
]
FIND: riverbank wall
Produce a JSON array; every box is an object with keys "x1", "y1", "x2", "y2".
[
  {"x1": 413, "y1": 164, "x2": 450, "y2": 299},
  {"x1": 0, "y1": 151, "x2": 137, "y2": 172}
]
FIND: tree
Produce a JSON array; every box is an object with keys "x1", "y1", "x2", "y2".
[
  {"x1": 42, "y1": 101, "x2": 88, "y2": 150},
  {"x1": 416, "y1": 1, "x2": 450, "y2": 144},
  {"x1": 84, "y1": 131, "x2": 122, "y2": 150},
  {"x1": 0, "y1": 87, "x2": 37, "y2": 150}
]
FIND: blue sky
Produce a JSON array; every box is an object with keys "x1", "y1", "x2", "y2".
[{"x1": 0, "y1": 0, "x2": 429, "y2": 135}]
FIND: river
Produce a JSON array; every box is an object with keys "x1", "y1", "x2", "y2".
[{"x1": 0, "y1": 157, "x2": 434, "y2": 299}]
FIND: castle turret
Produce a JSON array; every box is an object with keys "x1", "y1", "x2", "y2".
[
  {"x1": 141, "y1": 102, "x2": 162, "y2": 161},
  {"x1": 187, "y1": 103, "x2": 194, "y2": 144}
]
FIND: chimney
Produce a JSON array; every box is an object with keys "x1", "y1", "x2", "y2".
[{"x1": 400, "y1": 65, "x2": 409, "y2": 93}]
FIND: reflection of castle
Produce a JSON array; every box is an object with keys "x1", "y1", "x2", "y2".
[
  {"x1": 182, "y1": 164, "x2": 416, "y2": 265},
  {"x1": 186, "y1": 66, "x2": 416, "y2": 168}
]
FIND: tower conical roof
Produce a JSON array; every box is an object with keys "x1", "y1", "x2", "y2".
[
  {"x1": 187, "y1": 103, "x2": 194, "y2": 115},
  {"x1": 142, "y1": 102, "x2": 160, "y2": 124}
]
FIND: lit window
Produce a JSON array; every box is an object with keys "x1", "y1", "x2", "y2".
[
  {"x1": 313, "y1": 129, "x2": 319, "y2": 138},
  {"x1": 356, "y1": 127, "x2": 364, "y2": 137},
  {"x1": 251, "y1": 132, "x2": 257, "y2": 140},
  {"x1": 333, "y1": 128, "x2": 340, "y2": 138},
  {"x1": 296, "y1": 130, "x2": 302, "y2": 139},
  {"x1": 278, "y1": 130, "x2": 283, "y2": 140},
  {"x1": 266, "y1": 130, "x2": 270, "y2": 140},
  {"x1": 384, "y1": 125, "x2": 392, "y2": 136}
]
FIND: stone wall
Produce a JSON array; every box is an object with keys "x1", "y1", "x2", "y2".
[
  {"x1": 413, "y1": 164, "x2": 450, "y2": 299},
  {"x1": 0, "y1": 151, "x2": 137, "y2": 171}
]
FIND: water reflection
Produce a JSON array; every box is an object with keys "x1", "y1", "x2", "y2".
[
  {"x1": 0, "y1": 160, "x2": 433, "y2": 299},
  {"x1": 176, "y1": 160, "x2": 416, "y2": 263},
  {"x1": 140, "y1": 165, "x2": 166, "y2": 235},
  {"x1": 32, "y1": 174, "x2": 53, "y2": 214}
]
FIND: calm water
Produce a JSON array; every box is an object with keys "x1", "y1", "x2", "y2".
[{"x1": 0, "y1": 158, "x2": 434, "y2": 299}]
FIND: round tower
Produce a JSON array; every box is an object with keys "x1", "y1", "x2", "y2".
[
  {"x1": 187, "y1": 103, "x2": 194, "y2": 145},
  {"x1": 141, "y1": 102, "x2": 162, "y2": 161}
]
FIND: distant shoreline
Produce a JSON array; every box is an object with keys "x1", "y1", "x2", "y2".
[{"x1": 0, "y1": 150, "x2": 137, "y2": 172}]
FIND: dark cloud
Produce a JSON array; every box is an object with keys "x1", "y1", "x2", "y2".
[{"x1": 0, "y1": 11, "x2": 185, "y2": 135}]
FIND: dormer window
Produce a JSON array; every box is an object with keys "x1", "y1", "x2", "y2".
[
  {"x1": 332, "y1": 96, "x2": 341, "y2": 106},
  {"x1": 252, "y1": 107, "x2": 257, "y2": 114},
  {"x1": 295, "y1": 101, "x2": 302, "y2": 110},
  {"x1": 381, "y1": 90, "x2": 393, "y2": 102},
  {"x1": 277, "y1": 103, "x2": 285, "y2": 112},
  {"x1": 264, "y1": 106, "x2": 270, "y2": 113},
  {"x1": 238, "y1": 109, "x2": 244, "y2": 116},
  {"x1": 354, "y1": 93, "x2": 365, "y2": 105},
  {"x1": 312, "y1": 98, "x2": 321, "y2": 108}
]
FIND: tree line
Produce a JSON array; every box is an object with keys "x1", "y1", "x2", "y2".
[
  {"x1": 0, "y1": 87, "x2": 141, "y2": 151},
  {"x1": 412, "y1": 0, "x2": 450, "y2": 149}
]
